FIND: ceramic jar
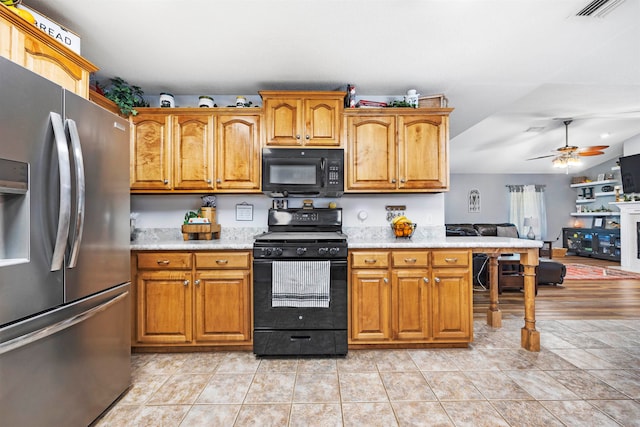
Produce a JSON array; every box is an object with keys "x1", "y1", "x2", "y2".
[
  {"x1": 159, "y1": 93, "x2": 175, "y2": 108},
  {"x1": 198, "y1": 96, "x2": 214, "y2": 108}
]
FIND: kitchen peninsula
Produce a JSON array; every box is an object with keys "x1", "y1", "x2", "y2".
[{"x1": 131, "y1": 227, "x2": 542, "y2": 351}]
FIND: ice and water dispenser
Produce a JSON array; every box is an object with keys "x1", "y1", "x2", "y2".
[{"x1": 0, "y1": 158, "x2": 28, "y2": 265}]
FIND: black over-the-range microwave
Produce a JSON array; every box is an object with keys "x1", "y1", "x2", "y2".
[{"x1": 261, "y1": 148, "x2": 344, "y2": 198}]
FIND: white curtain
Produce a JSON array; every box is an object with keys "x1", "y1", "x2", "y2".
[{"x1": 507, "y1": 185, "x2": 547, "y2": 239}]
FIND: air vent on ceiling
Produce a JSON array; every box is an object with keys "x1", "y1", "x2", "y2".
[{"x1": 576, "y1": 0, "x2": 625, "y2": 17}]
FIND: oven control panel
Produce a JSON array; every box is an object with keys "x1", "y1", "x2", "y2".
[{"x1": 254, "y1": 244, "x2": 347, "y2": 259}]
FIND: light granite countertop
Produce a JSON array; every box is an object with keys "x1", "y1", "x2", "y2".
[{"x1": 131, "y1": 226, "x2": 543, "y2": 251}]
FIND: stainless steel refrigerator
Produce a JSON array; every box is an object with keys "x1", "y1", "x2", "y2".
[{"x1": 0, "y1": 57, "x2": 131, "y2": 426}]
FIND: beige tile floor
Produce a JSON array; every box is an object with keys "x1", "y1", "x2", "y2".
[{"x1": 94, "y1": 317, "x2": 640, "y2": 426}]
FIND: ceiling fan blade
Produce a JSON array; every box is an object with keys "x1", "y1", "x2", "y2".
[
  {"x1": 577, "y1": 145, "x2": 609, "y2": 152},
  {"x1": 577, "y1": 151, "x2": 605, "y2": 156},
  {"x1": 527, "y1": 154, "x2": 556, "y2": 160}
]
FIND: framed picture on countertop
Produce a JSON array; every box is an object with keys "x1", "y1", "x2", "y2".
[{"x1": 592, "y1": 216, "x2": 605, "y2": 229}]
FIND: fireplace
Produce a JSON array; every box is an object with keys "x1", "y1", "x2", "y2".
[{"x1": 612, "y1": 202, "x2": 640, "y2": 273}]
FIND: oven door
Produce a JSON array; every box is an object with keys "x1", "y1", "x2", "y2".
[{"x1": 253, "y1": 259, "x2": 347, "y2": 330}]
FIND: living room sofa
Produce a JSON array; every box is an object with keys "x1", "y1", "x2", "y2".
[{"x1": 445, "y1": 223, "x2": 566, "y2": 292}]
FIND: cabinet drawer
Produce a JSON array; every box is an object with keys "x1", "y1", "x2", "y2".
[
  {"x1": 431, "y1": 251, "x2": 470, "y2": 268},
  {"x1": 391, "y1": 251, "x2": 429, "y2": 267},
  {"x1": 351, "y1": 251, "x2": 389, "y2": 268},
  {"x1": 195, "y1": 252, "x2": 251, "y2": 269},
  {"x1": 137, "y1": 252, "x2": 192, "y2": 269}
]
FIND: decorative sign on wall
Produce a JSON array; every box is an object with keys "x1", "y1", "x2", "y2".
[
  {"x1": 235, "y1": 202, "x2": 253, "y2": 221},
  {"x1": 468, "y1": 189, "x2": 481, "y2": 213}
]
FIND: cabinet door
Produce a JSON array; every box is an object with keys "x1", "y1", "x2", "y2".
[
  {"x1": 398, "y1": 114, "x2": 448, "y2": 190},
  {"x1": 431, "y1": 268, "x2": 471, "y2": 341},
  {"x1": 346, "y1": 115, "x2": 397, "y2": 190},
  {"x1": 350, "y1": 269, "x2": 391, "y2": 341},
  {"x1": 136, "y1": 270, "x2": 192, "y2": 344},
  {"x1": 194, "y1": 269, "x2": 251, "y2": 343},
  {"x1": 130, "y1": 113, "x2": 172, "y2": 190},
  {"x1": 392, "y1": 269, "x2": 430, "y2": 340},
  {"x1": 173, "y1": 113, "x2": 215, "y2": 190},
  {"x1": 264, "y1": 97, "x2": 303, "y2": 146},
  {"x1": 21, "y1": 34, "x2": 89, "y2": 97},
  {"x1": 215, "y1": 114, "x2": 261, "y2": 191},
  {"x1": 304, "y1": 98, "x2": 341, "y2": 146}
]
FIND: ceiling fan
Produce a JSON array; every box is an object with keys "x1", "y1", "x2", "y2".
[{"x1": 527, "y1": 119, "x2": 609, "y2": 168}]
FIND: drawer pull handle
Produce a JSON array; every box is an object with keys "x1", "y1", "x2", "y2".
[
  {"x1": 157, "y1": 260, "x2": 170, "y2": 265},
  {"x1": 444, "y1": 257, "x2": 458, "y2": 263},
  {"x1": 364, "y1": 259, "x2": 377, "y2": 264},
  {"x1": 216, "y1": 259, "x2": 228, "y2": 265},
  {"x1": 290, "y1": 335, "x2": 311, "y2": 341},
  {"x1": 404, "y1": 258, "x2": 417, "y2": 263}
]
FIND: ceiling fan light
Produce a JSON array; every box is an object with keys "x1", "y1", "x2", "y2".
[
  {"x1": 568, "y1": 155, "x2": 582, "y2": 166},
  {"x1": 552, "y1": 156, "x2": 567, "y2": 168}
]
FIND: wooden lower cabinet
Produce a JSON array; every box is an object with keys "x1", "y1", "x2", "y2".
[
  {"x1": 349, "y1": 249, "x2": 472, "y2": 346},
  {"x1": 132, "y1": 250, "x2": 252, "y2": 349}
]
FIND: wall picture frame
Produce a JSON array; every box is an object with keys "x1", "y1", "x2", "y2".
[
  {"x1": 597, "y1": 173, "x2": 605, "y2": 182},
  {"x1": 468, "y1": 189, "x2": 480, "y2": 213},
  {"x1": 592, "y1": 216, "x2": 605, "y2": 229}
]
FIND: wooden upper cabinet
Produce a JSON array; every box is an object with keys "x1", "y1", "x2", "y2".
[
  {"x1": 398, "y1": 115, "x2": 449, "y2": 190},
  {"x1": 0, "y1": 7, "x2": 97, "y2": 98},
  {"x1": 346, "y1": 115, "x2": 396, "y2": 191},
  {"x1": 173, "y1": 113, "x2": 214, "y2": 190},
  {"x1": 130, "y1": 112, "x2": 172, "y2": 190},
  {"x1": 129, "y1": 108, "x2": 262, "y2": 193},
  {"x1": 215, "y1": 113, "x2": 261, "y2": 191},
  {"x1": 261, "y1": 91, "x2": 344, "y2": 146},
  {"x1": 345, "y1": 109, "x2": 452, "y2": 192}
]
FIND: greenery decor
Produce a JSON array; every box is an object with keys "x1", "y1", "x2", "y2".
[{"x1": 102, "y1": 77, "x2": 149, "y2": 116}]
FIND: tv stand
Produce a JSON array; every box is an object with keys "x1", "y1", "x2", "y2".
[{"x1": 562, "y1": 227, "x2": 620, "y2": 261}]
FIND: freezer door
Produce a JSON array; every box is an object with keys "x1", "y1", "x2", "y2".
[
  {"x1": 0, "y1": 57, "x2": 65, "y2": 325},
  {"x1": 63, "y1": 92, "x2": 131, "y2": 302},
  {"x1": 0, "y1": 283, "x2": 131, "y2": 427}
]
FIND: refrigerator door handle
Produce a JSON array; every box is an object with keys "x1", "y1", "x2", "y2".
[
  {"x1": 65, "y1": 119, "x2": 85, "y2": 268},
  {"x1": 50, "y1": 112, "x2": 72, "y2": 272},
  {"x1": 0, "y1": 291, "x2": 128, "y2": 356}
]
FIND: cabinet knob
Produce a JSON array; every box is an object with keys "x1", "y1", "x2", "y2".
[
  {"x1": 305, "y1": 135, "x2": 310, "y2": 140},
  {"x1": 423, "y1": 277, "x2": 429, "y2": 283},
  {"x1": 207, "y1": 179, "x2": 212, "y2": 184},
  {"x1": 400, "y1": 178, "x2": 406, "y2": 183},
  {"x1": 434, "y1": 277, "x2": 441, "y2": 283},
  {"x1": 391, "y1": 179, "x2": 397, "y2": 183},
  {"x1": 183, "y1": 280, "x2": 189, "y2": 286},
  {"x1": 194, "y1": 279, "x2": 201, "y2": 286},
  {"x1": 216, "y1": 178, "x2": 221, "y2": 184},
  {"x1": 163, "y1": 179, "x2": 169, "y2": 184},
  {"x1": 383, "y1": 278, "x2": 389, "y2": 283},
  {"x1": 296, "y1": 135, "x2": 301, "y2": 140}
]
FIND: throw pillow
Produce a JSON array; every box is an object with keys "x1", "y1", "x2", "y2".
[{"x1": 496, "y1": 225, "x2": 519, "y2": 238}]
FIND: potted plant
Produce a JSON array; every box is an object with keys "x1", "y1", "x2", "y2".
[{"x1": 100, "y1": 77, "x2": 149, "y2": 116}]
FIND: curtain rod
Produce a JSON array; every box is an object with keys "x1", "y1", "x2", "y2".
[{"x1": 505, "y1": 184, "x2": 546, "y2": 192}]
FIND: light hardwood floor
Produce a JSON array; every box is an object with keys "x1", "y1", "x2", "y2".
[{"x1": 473, "y1": 255, "x2": 640, "y2": 320}]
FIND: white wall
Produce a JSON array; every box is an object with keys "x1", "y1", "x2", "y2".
[
  {"x1": 131, "y1": 193, "x2": 444, "y2": 229},
  {"x1": 623, "y1": 134, "x2": 640, "y2": 156}
]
